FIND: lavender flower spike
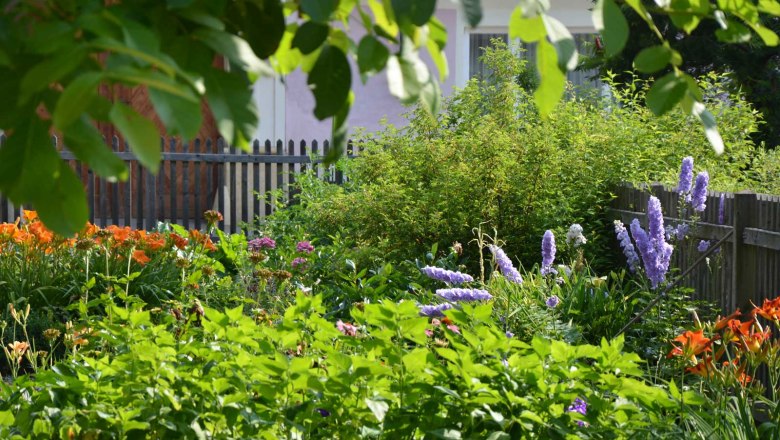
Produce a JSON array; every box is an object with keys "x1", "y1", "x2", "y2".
[
  {"x1": 419, "y1": 303, "x2": 454, "y2": 317},
  {"x1": 677, "y1": 156, "x2": 694, "y2": 197},
  {"x1": 630, "y1": 197, "x2": 674, "y2": 288},
  {"x1": 614, "y1": 220, "x2": 640, "y2": 272},
  {"x1": 718, "y1": 193, "x2": 726, "y2": 225},
  {"x1": 541, "y1": 230, "x2": 556, "y2": 276},
  {"x1": 436, "y1": 288, "x2": 492, "y2": 302},
  {"x1": 488, "y1": 245, "x2": 523, "y2": 284},
  {"x1": 421, "y1": 266, "x2": 474, "y2": 285},
  {"x1": 691, "y1": 171, "x2": 709, "y2": 212}
]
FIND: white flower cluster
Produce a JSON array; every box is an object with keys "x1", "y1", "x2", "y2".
[{"x1": 565, "y1": 224, "x2": 587, "y2": 248}]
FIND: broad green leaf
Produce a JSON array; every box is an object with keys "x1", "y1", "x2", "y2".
[
  {"x1": 391, "y1": 0, "x2": 436, "y2": 26},
  {"x1": 542, "y1": 15, "x2": 578, "y2": 71},
  {"x1": 387, "y1": 53, "x2": 430, "y2": 104},
  {"x1": 633, "y1": 45, "x2": 673, "y2": 73},
  {"x1": 368, "y1": 0, "x2": 399, "y2": 37},
  {"x1": 37, "y1": 162, "x2": 89, "y2": 236},
  {"x1": 91, "y1": 37, "x2": 177, "y2": 77},
  {"x1": 24, "y1": 21, "x2": 74, "y2": 54},
  {"x1": 20, "y1": 45, "x2": 87, "y2": 103},
  {"x1": 646, "y1": 72, "x2": 687, "y2": 116},
  {"x1": 292, "y1": 22, "x2": 330, "y2": 55},
  {"x1": 228, "y1": 0, "x2": 285, "y2": 58},
  {"x1": 365, "y1": 397, "x2": 390, "y2": 422},
  {"x1": 203, "y1": 70, "x2": 258, "y2": 150},
  {"x1": 0, "y1": 48, "x2": 8, "y2": 66},
  {"x1": 193, "y1": 28, "x2": 273, "y2": 78},
  {"x1": 272, "y1": 26, "x2": 303, "y2": 75},
  {"x1": 509, "y1": 7, "x2": 546, "y2": 42},
  {"x1": 419, "y1": 75, "x2": 442, "y2": 116},
  {"x1": 533, "y1": 39, "x2": 566, "y2": 116},
  {"x1": 0, "y1": 118, "x2": 59, "y2": 202},
  {"x1": 624, "y1": 0, "x2": 654, "y2": 25},
  {"x1": 105, "y1": 66, "x2": 198, "y2": 101},
  {"x1": 148, "y1": 87, "x2": 203, "y2": 140},
  {"x1": 0, "y1": 410, "x2": 14, "y2": 426},
  {"x1": 593, "y1": 0, "x2": 629, "y2": 57},
  {"x1": 121, "y1": 19, "x2": 160, "y2": 55},
  {"x1": 301, "y1": 0, "x2": 338, "y2": 22},
  {"x1": 64, "y1": 117, "x2": 128, "y2": 180},
  {"x1": 177, "y1": 9, "x2": 224, "y2": 30},
  {"x1": 457, "y1": 0, "x2": 483, "y2": 27},
  {"x1": 358, "y1": 36, "x2": 390, "y2": 78},
  {"x1": 715, "y1": 20, "x2": 752, "y2": 43},
  {"x1": 427, "y1": 17, "x2": 448, "y2": 49},
  {"x1": 426, "y1": 38, "x2": 448, "y2": 82},
  {"x1": 308, "y1": 44, "x2": 351, "y2": 120},
  {"x1": 329, "y1": 91, "x2": 353, "y2": 163},
  {"x1": 691, "y1": 101, "x2": 725, "y2": 154},
  {"x1": 53, "y1": 72, "x2": 103, "y2": 130},
  {"x1": 109, "y1": 102, "x2": 161, "y2": 173},
  {"x1": 759, "y1": 0, "x2": 780, "y2": 14},
  {"x1": 748, "y1": 21, "x2": 780, "y2": 45},
  {"x1": 669, "y1": 0, "x2": 709, "y2": 33}
]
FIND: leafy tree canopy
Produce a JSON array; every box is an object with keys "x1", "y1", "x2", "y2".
[{"x1": 1, "y1": 0, "x2": 779, "y2": 235}]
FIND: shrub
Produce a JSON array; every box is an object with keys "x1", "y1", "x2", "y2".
[{"x1": 282, "y1": 41, "x2": 761, "y2": 271}]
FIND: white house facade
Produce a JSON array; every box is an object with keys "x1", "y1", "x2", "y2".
[{"x1": 252, "y1": 0, "x2": 597, "y2": 142}]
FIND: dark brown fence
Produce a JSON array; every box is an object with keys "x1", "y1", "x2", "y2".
[
  {"x1": 611, "y1": 182, "x2": 780, "y2": 312},
  {"x1": 0, "y1": 136, "x2": 358, "y2": 233}
]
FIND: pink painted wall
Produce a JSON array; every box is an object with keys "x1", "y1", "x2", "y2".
[{"x1": 284, "y1": 9, "x2": 458, "y2": 142}]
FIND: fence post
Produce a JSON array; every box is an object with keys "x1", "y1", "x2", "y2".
[{"x1": 733, "y1": 190, "x2": 757, "y2": 309}]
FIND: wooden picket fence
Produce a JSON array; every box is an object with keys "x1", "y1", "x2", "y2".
[
  {"x1": 611, "y1": 182, "x2": 780, "y2": 312},
  {"x1": 0, "y1": 136, "x2": 359, "y2": 233}
]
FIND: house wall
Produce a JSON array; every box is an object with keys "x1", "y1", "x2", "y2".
[{"x1": 252, "y1": 1, "x2": 595, "y2": 143}]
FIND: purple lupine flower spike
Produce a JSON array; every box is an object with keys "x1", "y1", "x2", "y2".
[
  {"x1": 718, "y1": 193, "x2": 725, "y2": 224},
  {"x1": 691, "y1": 171, "x2": 709, "y2": 212},
  {"x1": 421, "y1": 266, "x2": 474, "y2": 285},
  {"x1": 419, "y1": 303, "x2": 454, "y2": 317},
  {"x1": 541, "y1": 230, "x2": 556, "y2": 276},
  {"x1": 436, "y1": 288, "x2": 492, "y2": 302},
  {"x1": 488, "y1": 245, "x2": 523, "y2": 284},
  {"x1": 697, "y1": 240, "x2": 710, "y2": 253},
  {"x1": 614, "y1": 220, "x2": 639, "y2": 272},
  {"x1": 630, "y1": 197, "x2": 673, "y2": 288},
  {"x1": 677, "y1": 157, "x2": 694, "y2": 199}
]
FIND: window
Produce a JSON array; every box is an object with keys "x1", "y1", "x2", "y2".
[{"x1": 469, "y1": 33, "x2": 603, "y2": 91}]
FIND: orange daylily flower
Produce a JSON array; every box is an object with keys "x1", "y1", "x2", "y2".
[
  {"x1": 106, "y1": 225, "x2": 132, "y2": 244},
  {"x1": 80, "y1": 222, "x2": 100, "y2": 237},
  {"x1": 739, "y1": 327, "x2": 771, "y2": 354},
  {"x1": 686, "y1": 356, "x2": 714, "y2": 378},
  {"x1": 145, "y1": 232, "x2": 166, "y2": 251},
  {"x1": 171, "y1": 233, "x2": 188, "y2": 250},
  {"x1": 714, "y1": 309, "x2": 741, "y2": 331},
  {"x1": 22, "y1": 210, "x2": 38, "y2": 223},
  {"x1": 668, "y1": 329, "x2": 712, "y2": 359},
  {"x1": 753, "y1": 296, "x2": 780, "y2": 322},
  {"x1": 132, "y1": 249, "x2": 151, "y2": 265},
  {"x1": 189, "y1": 229, "x2": 216, "y2": 252},
  {"x1": 28, "y1": 221, "x2": 54, "y2": 244},
  {"x1": 723, "y1": 319, "x2": 754, "y2": 342}
]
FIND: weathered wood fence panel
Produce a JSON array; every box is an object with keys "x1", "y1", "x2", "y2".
[
  {"x1": 0, "y1": 136, "x2": 358, "y2": 234},
  {"x1": 611, "y1": 183, "x2": 780, "y2": 312}
]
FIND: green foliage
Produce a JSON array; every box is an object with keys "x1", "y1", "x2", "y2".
[
  {"x1": 287, "y1": 42, "x2": 761, "y2": 270},
  {"x1": 0, "y1": 295, "x2": 688, "y2": 438}
]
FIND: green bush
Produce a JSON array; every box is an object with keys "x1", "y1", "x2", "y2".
[{"x1": 282, "y1": 41, "x2": 761, "y2": 271}]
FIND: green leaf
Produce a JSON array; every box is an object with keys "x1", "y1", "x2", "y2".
[
  {"x1": 292, "y1": 22, "x2": 330, "y2": 55},
  {"x1": 37, "y1": 162, "x2": 89, "y2": 236},
  {"x1": 387, "y1": 52, "x2": 433, "y2": 105},
  {"x1": 748, "y1": 22, "x2": 780, "y2": 46},
  {"x1": 668, "y1": 0, "x2": 709, "y2": 34},
  {"x1": 109, "y1": 102, "x2": 161, "y2": 173},
  {"x1": 509, "y1": 8, "x2": 546, "y2": 42},
  {"x1": 148, "y1": 87, "x2": 203, "y2": 140},
  {"x1": 20, "y1": 45, "x2": 87, "y2": 103},
  {"x1": 193, "y1": 28, "x2": 273, "y2": 78},
  {"x1": 0, "y1": 410, "x2": 14, "y2": 426},
  {"x1": 715, "y1": 20, "x2": 752, "y2": 43},
  {"x1": 429, "y1": 429, "x2": 463, "y2": 439},
  {"x1": 64, "y1": 117, "x2": 128, "y2": 180},
  {"x1": 691, "y1": 101, "x2": 725, "y2": 154},
  {"x1": 593, "y1": 0, "x2": 629, "y2": 57},
  {"x1": 329, "y1": 91, "x2": 353, "y2": 163},
  {"x1": 457, "y1": 0, "x2": 483, "y2": 27},
  {"x1": 533, "y1": 39, "x2": 566, "y2": 116},
  {"x1": 391, "y1": 0, "x2": 436, "y2": 26},
  {"x1": 358, "y1": 36, "x2": 390, "y2": 78},
  {"x1": 228, "y1": 0, "x2": 285, "y2": 58},
  {"x1": 365, "y1": 397, "x2": 390, "y2": 422},
  {"x1": 426, "y1": 38, "x2": 448, "y2": 82},
  {"x1": 0, "y1": 118, "x2": 59, "y2": 202},
  {"x1": 542, "y1": 15, "x2": 578, "y2": 71},
  {"x1": 301, "y1": 0, "x2": 338, "y2": 22},
  {"x1": 646, "y1": 72, "x2": 688, "y2": 116},
  {"x1": 633, "y1": 45, "x2": 673, "y2": 73},
  {"x1": 53, "y1": 72, "x2": 103, "y2": 130},
  {"x1": 203, "y1": 70, "x2": 258, "y2": 150},
  {"x1": 308, "y1": 45, "x2": 351, "y2": 120}
]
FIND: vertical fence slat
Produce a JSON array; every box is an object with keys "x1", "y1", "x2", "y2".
[
  {"x1": 241, "y1": 143, "x2": 249, "y2": 228},
  {"x1": 136, "y1": 159, "x2": 144, "y2": 230},
  {"x1": 123, "y1": 139, "x2": 132, "y2": 228},
  {"x1": 183, "y1": 140, "x2": 190, "y2": 230},
  {"x1": 264, "y1": 140, "x2": 272, "y2": 217},
  {"x1": 169, "y1": 138, "x2": 178, "y2": 226},
  {"x1": 111, "y1": 137, "x2": 120, "y2": 226},
  {"x1": 217, "y1": 138, "x2": 225, "y2": 231},
  {"x1": 194, "y1": 139, "x2": 202, "y2": 231},
  {"x1": 253, "y1": 140, "x2": 261, "y2": 222},
  {"x1": 229, "y1": 142, "x2": 237, "y2": 233}
]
